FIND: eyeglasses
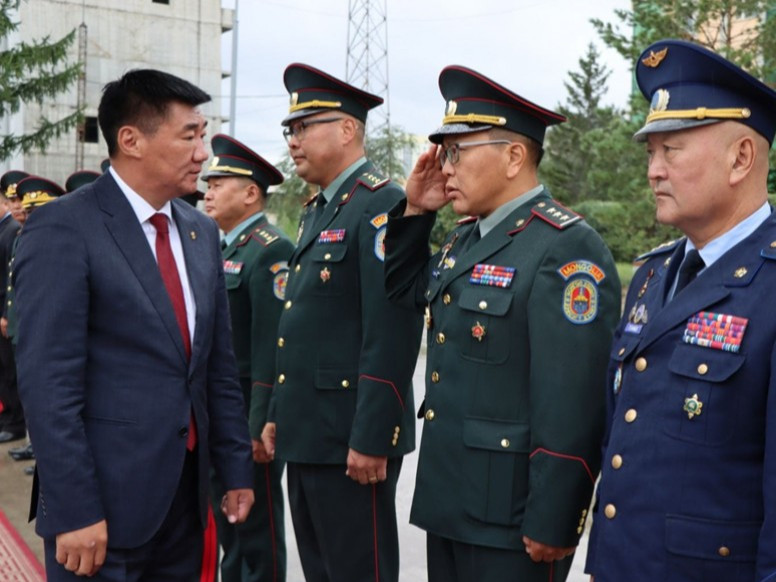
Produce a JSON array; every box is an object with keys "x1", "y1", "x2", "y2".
[
  {"x1": 439, "y1": 140, "x2": 513, "y2": 169},
  {"x1": 283, "y1": 117, "x2": 344, "y2": 144}
]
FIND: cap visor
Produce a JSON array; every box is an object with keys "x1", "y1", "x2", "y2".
[{"x1": 633, "y1": 118, "x2": 720, "y2": 142}]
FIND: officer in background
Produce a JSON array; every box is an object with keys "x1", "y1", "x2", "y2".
[
  {"x1": 261, "y1": 63, "x2": 423, "y2": 582},
  {"x1": 203, "y1": 134, "x2": 292, "y2": 582},
  {"x1": 0, "y1": 170, "x2": 23, "y2": 443},
  {"x1": 383, "y1": 65, "x2": 621, "y2": 582},
  {"x1": 586, "y1": 40, "x2": 776, "y2": 582},
  {"x1": 65, "y1": 170, "x2": 101, "y2": 193}
]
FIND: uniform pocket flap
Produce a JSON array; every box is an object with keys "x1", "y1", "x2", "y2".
[
  {"x1": 458, "y1": 288, "x2": 511, "y2": 316},
  {"x1": 314, "y1": 367, "x2": 357, "y2": 390},
  {"x1": 310, "y1": 244, "x2": 347, "y2": 263},
  {"x1": 668, "y1": 344, "x2": 744, "y2": 382},
  {"x1": 463, "y1": 417, "x2": 530, "y2": 453},
  {"x1": 224, "y1": 274, "x2": 241, "y2": 290},
  {"x1": 665, "y1": 514, "x2": 758, "y2": 562}
]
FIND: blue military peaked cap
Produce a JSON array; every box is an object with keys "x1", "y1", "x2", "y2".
[
  {"x1": 202, "y1": 134, "x2": 284, "y2": 194},
  {"x1": 65, "y1": 170, "x2": 100, "y2": 193},
  {"x1": 634, "y1": 39, "x2": 776, "y2": 144},
  {"x1": 429, "y1": 65, "x2": 566, "y2": 145},
  {"x1": 281, "y1": 63, "x2": 383, "y2": 125},
  {"x1": 15, "y1": 176, "x2": 64, "y2": 210},
  {"x1": 1, "y1": 170, "x2": 29, "y2": 198}
]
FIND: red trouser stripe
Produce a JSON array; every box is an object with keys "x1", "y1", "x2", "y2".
[{"x1": 200, "y1": 505, "x2": 218, "y2": 582}]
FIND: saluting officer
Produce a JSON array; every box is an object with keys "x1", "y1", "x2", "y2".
[
  {"x1": 261, "y1": 63, "x2": 423, "y2": 582},
  {"x1": 586, "y1": 40, "x2": 776, "y2": 582},
  {"x1": 203, "y1": 134, "x2": 292, "y2": 582},
  {"x1": 383, "y1": 65, "x2": 621, "y2": 582}
]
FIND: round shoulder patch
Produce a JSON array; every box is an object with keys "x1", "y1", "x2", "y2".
[
  {"x1": 273, "y1": 271, "x2": 289, "y2": 300},
  {"x1": 562, "y1": 278, "x2": 598, "y2": 324},
  {"x1": 374, "y1": 226, "x2": 386, "y2": 262}
]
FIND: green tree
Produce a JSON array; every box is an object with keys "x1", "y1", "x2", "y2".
[{"x1": 0, "y1": 0, "x2": 82, "y2": 161}]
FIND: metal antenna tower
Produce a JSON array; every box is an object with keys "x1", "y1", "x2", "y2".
[{"x1": 345, "y1": 0, "x2": 390, "y2": 138}]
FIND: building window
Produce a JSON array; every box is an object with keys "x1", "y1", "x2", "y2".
[
  {"x1": 80, "y1": 116, "x2": 99, "y2": 144},
  {"x1": 152, "y1": 0, "x2": 170, "y2": 4}
]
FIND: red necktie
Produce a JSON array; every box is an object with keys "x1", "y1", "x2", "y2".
[{"x1": 150, "y1": 213, "x2": 196, "y2": 450}]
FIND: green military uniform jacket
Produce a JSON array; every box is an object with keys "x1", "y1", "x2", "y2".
[
  {"x1": 268, "y1": 160, "x2": 423, "y2": 464},
  {"x1": 384, "y1": 189, "x2": 621, "y2": 553},
  {"x1": 223, "y1": 215, "x2": 295, "y2": 438}
]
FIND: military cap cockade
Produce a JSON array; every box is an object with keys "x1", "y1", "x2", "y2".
[
  {"x1": 16, "y1": 176, "x2": 65, "y2": 210},
  {"x1": 1, "y1": 170, "x2": 29, "y2": 199},
  {"x1": 281, "y1": 63, "x2": 383, "y2": 126},
  {"x1": 202, "y1": 134, "x2": 284, "y2": 194},
  {"x1": 65, "y1": 170, "x2": 100, "y2": 193},
  {"x1": 635, "y1": 39, "x2": 776, "y2": 144},
  {"x1": 429, "y1": 65, "x2": 566, "y2": 145}
]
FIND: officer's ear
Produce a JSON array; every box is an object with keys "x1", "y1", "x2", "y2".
[
  {"x1": 116, "y1": 125, "x2": 143, "y2": 159},
  {"x1": 340, "y1": 116, "x2": 363, "y2": 147},
  {"x1": 243, "y1": 181, "x2": 262, "y2": 205},
  {"x1": 728, "y1": 131, "x2": 761, "y2": 188},
  {"x1": 505, "y1": 141, "x2": 528, "y2": 179}
]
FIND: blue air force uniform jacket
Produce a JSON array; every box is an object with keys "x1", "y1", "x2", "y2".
[
  {"x1": 267, "y1": 161, "x2": 423, "y2": 464},
  {"x1": 587, "y1": 211, "x2": 776, "y2": 582},
  {"x1": 384, "y1": 190, "x2": 621, "y2": 555}
]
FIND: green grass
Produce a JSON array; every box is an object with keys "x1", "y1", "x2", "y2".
[{"x1": 616, "y1": 262, "x2": 636, "y2": 290}]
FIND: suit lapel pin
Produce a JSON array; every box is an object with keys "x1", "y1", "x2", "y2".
[
  {"x1": 190, "y1": 231, "x2": 197, "y2": 240},
  {"x1": 320, "y1": 267, "x2": 331, "y2": 283},
  {"x1": 471, "y1": 321, "x2": 486, "y2": 342},
  {"x1": 734, "y1": 267, "x2": 748, "y2": 278},
  {"x1": 683, "y1": 393, "x2": 703, "y2": 419}
]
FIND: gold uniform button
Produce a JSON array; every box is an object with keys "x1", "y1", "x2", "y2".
[
  {"x1": 718, "y1": 546, "x2": 730, "y2": 557},
  {"x1": 341, "y1": 380, "x2": 350, "y2": 388},
  {"x1": 391, "y1": 438, "x2": 398, "y2": 446},
  {"x1": 500, "y1": 438, "x2": 510, "y2": 449},
  {"x1": 625, "y1": 409, "x2": 638, "y2": 423},
  {"x1": 431, "y1": 371, "x2": 440, "y2": 383},
  {"x1": 277, "y1": 374, "x2": 286, "y2": 384},
  {"x1": 6, "y1": 300, "x2": 10, "y2": 307},
  {"x1": 425, "y1": 409, "x2": 435, "y2": 421},
  {"x1": 697, "y1": 363, "x2": 709, "y2": 375},
  {"x1": 618, "y1": 347, "x2": 625, "y2": 356},
  {"x1": 478, "y1": 300, "x2": 488, "y2": 310},
  {"x1": 604, "y1": 504, "x2": 616, "y2": 519},
  {"x1": 394, "y1": 426, "x2": 401, "y2": 433},
  {"x1": 284, "y1": 300, "x2": 292, "y2": 310},
  {"x1": 582, "y1": 509, "x2": 588, "y2": 517},
  {"x1": 443, "y1": 294, "x2": 452, "y2": 305},
  {"x1": 611, "y1": 454, "x2": 623, "y2": 469},
  {"x1": 576, "y1": 526, "x2": 583, "y2": 534},
  {"x1": 5, "y1": 285, "x2": 9, "y2": 292},
  {"x1": 436, "y1": 333, "x2": 446, "y2": 344},
  {"x1": 324, "y1": 253, "x2": 332, "y2": 260},
  {"x1": 635, "y1": 357, "x2": 647, "y2": 372},
  {"x1": 277, "y1": 337, "x2": 285, "y2": 348},
  {"x1": 295, "y1": 264, "x2": 301, "y2": 273}
]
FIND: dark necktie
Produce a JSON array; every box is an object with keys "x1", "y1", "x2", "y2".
[
  {"x1": 312, "y1": 192, "x2": 327, "y2": 228},
  {"x1": 220, "y1": 238, "x2": 227, "y2": 251},
  {"x1": 673, "y1": 249, "x2": 705, "y2": 298},
  {"x1": 149, "y1": 213, "x2": 196, "y2": 450}
]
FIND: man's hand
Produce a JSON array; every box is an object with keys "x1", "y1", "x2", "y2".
[
  {"x1": 251, "y1": 438, "x2": 271, "y2": 463},
  {"x1": 260, "y1": 422, "x2": 276, "y2": 460},
  {"x1": 404, "y1": 145, "x2": 448, "y2": 216},
  {"x1": 55, "y1": 519, "x2": 108, "y2": 576},
  {"x1": 345, "y1": 448, "x2": 387, "y2": 485},
  {"x1": 1, "y1": 316, "x2": 8, "y2": 339},
  {"x1": 221, "y1": 488, "x2": 254, "y2": 524},
  {"x1": 522, "y1": 536, "x2": 576, "y2": 563}
]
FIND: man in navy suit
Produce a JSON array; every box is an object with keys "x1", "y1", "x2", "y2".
[
  {"x1": 14, "y1": 69, "x2": 254, "y2": 581},
  {"x1": 586, "y1": 40, "x2": 776, "y2": 582}
]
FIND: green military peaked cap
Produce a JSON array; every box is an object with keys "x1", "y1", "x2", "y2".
[
  {"x1": 16, "y1": 176, "x2": 65, "y2": 210},
  {"x1": 281, "y1": 63, "x2": 383, "y2": 125},
  {"x1": 429, "y1": 65, "x2": 566, "y2": 145},
  {"x1": 65, "y1": 170, "x2": 100, "y2": 193},
  {"x1": 202, "y1": 134, "x2": 284, "y2": 194},
  {"x1": 1, "y1": 170, "x2": 29, "y2": 198}
]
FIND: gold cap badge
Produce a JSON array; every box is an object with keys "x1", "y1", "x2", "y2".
[{"x1": 642, "y1": 47, "x2": 668, "y2": 68}]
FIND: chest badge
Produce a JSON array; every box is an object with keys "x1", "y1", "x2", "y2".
[
  {"x1": 320, "y1": 267, "x2": 331, "y2": 283},
  {"x1": 425, "y1": 305, "x2": 433, "y2": 330},
  {"x1": 469, "y1": 264, "x2": 515, "y2": 288},
  {"x1": 223, "y1": 260, "x2": 243, "y2": 275},
  {"x1": 682, "y1": 311, "x2": 748, "y2": 353},
  {"x1": 683, "y1": 393, "x2": 703, "y2": 419},
  {"x1": 471, "y1": 321, "x2": 486, "y2": 342},
  {"x1": 637, "y1": 268, "x2": 654, "y2": 299}
]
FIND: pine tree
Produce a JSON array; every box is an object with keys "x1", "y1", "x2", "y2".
[{"x1": 0, "y1": 0, "x2": 81, "y2": 161}]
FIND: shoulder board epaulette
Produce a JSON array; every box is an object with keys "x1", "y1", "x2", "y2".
[
  {"x1": 456, "y1": 216, "x2": 477, "y2": 225},
  {"x1": 634, "y1": 238, "x2": 682, "y2": 262},
  {"x1": 241, "y1": 225, "x2": 280, "y2": 247},
  {"x1": 530, "y1": 200, "x2": 582, "y2": 229},
  {"x1": 302, "y1": 192, "x2": 318, "y2": 207},
  {"x1": 357, "y1": 171, "x2": 390, "y2": 191}
]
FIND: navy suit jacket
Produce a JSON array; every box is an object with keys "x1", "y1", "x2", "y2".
[{"x1": 14, "y1": 172, "x2": 253, "y2": 547}]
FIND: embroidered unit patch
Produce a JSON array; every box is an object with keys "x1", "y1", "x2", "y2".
[
  {"x1": 562, "y1": 279, "x2": 598, "y2": 324},
  {"x1": 374, "y1": 227, "x2": 386, "y2": 261},
  {"x1": 558, "y1": 260, "x2": 606, "y2": 283}
]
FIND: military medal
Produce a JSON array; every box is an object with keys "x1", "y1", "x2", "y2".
[
  {"x1": 682, "y1": 311, "x2": 748, "y2": 353},
  {"x1": 320, "y1": 267, "x2": 331, "y2": 283},
  {"x1": 470, "y1": 264, "x2": 515, "y2": 288},
  {"x1": 637, "y1": 268, "x2": 654, "y2": 298},
  {"x1": 625, "y1": 303, "x2": 648, "y2": 334},
  {"x1": 683, "y1": 393, "x2": 703, "y2": 419},
  {"x1": 424, "y1": 305, "x2": 433, "y2": 330},
  {"x1": 613, "y1": 363, "x2": 623, "y2": 394},
  {"x1": 471, "y1": 321, "x2": 486, "y2": 341},
  {"x1": 437, "y1": 233, "x2": 459, "y2": 271},
  {"x1": 318, "y1": 229, "x2": 346, "y2": 243}
]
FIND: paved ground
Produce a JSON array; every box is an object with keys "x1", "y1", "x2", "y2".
[{"x1": 0, "y1": 348, "x2": 591, "y2": 581}]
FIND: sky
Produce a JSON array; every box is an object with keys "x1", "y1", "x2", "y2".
[{"x1": 220, "y1": 0, "x2": 634, "y2": 166}]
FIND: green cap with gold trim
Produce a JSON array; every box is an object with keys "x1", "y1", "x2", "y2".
[
  {"x1": 1, "y1": 170, "x2": 29, "y2": 199},
  {"x1": 281, "y1": 63, "x2": 383, "y2": 126},
  {"x1": 16, "y1": 176, "x2": 64, "y2": 210},
  {"x1": 429, "y1": 65, "x2": 566, "y2": 145},
  {"x1": 202, "y1": 134, "x2": 284, "y2": 193},
  {"x1": 65, "y1": 170, "x2": 100, "y2": 193}
]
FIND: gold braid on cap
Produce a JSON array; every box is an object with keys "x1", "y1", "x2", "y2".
[
  {"x1": 22, "y1": 191, "x2": 58, "y2": 209},
  {"x1": 208, "y1": 163, "x2": 253, "y2": 176},
  {"x1": 646, "y1": 107, "x2": 751, "y2": 123},
  {"x1": 442, "y1": 113, "x2": 507, "y2": 126},
  {"x1": 289, "y1": 99, "x2": 342, "y2": 113}
]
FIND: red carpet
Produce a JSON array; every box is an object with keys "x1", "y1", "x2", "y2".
[{"x1": 0, "y1": 506, "x2": 45, "y2": 581}]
